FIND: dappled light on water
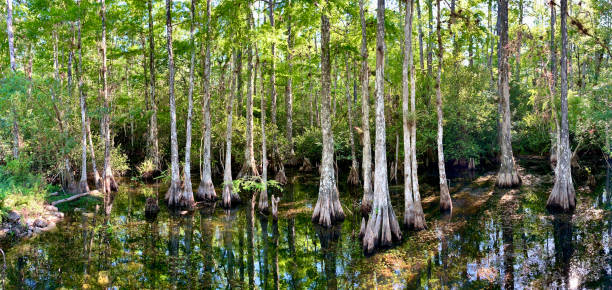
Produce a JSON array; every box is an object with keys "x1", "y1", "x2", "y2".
[{"x1": 4, "y1": 162, "x2": 611, "y2": 288}]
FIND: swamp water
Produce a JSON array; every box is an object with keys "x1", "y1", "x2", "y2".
[{"x1": 3, "y1": 160, "x2": 611, "y2": 289}]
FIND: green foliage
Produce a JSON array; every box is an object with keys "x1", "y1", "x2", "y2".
[
  {"x1": 0, "y1": 157, "x2": 49, "y2": 216},
  {"x1": 231, "y1": 176, "x2": 283, "y2": 195},
  {"x1": 136, "y1": 159, "x2": 156, "y2": 178},
  {"x1": 295, "y1": 127, "x2": 323, "y2": 162}
]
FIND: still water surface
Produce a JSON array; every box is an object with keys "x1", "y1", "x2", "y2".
[{"x1": 4, "y1": 161, "x2": 612, "y2": 289}]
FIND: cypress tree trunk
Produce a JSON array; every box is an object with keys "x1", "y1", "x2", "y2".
[
  {"x1": 547, "y1": 0, "x2": 575, "y2": 212},
  {"x1": 196, "y1": 0, "x2": 216, "y2": 201},
  {"x1": 165, "y1": 0, "x2": 183, "y2": 206},
  {"x1": 179, "y1": 0, "x2": 197, "y2": 209},
  {"x1": 363, "y1": 0, "x2": 402, "y2": 254},
  {"x1": 427, "y1": 0, "x2": 433, "y2": 76},
  {"x1": 101, "y1": 0, "x2": 118, "y2": 216},
  {"x1": 259, "y1": 56, "x2": 269, "y2": 213},
  {"x1": 286, "y1": 2, "x2": 295, "y2": 158},
  {"x1": 495, "y1": 0, "x2": 521, "y2": 188},
  {"x1": 268, "y1": 1, "x2": 287, "y2": 184},
  {"x1": 346, "y1": 53, "x2": 360, "y2": 186},
  {"x1": 77, "y1": 2, "x2": 89, "y2": 193},
  {"x1": 238, "y1": 8, "x2": 259, "y2": 180},
  {"x1": 416, "y1": 0, "x2": 425, "y2": 71},
  {"x1": 436, "y1": 0, "x2": 452, "y2": 212},
  {"x1": 359, "y1": 0, "x2": 373, "y2": 217},
  {"x1": 6, "y1": 0, "x2": 21, "y2": 159},
  {"x1": 549, "y1": 1, "x2": 560, "y2": 168},
  {"x1": 222, "y1": 54, "x2": 240, "y2": 208},
  {"x1": 147, "y1": 0, "x2": 160, "y2": 171},
  {"x1": 6, "y1": 0, "x2": 15, "y2": 72},
  {"x1": 403, "y1": 0, "x2": 425, "y2": 230},
  {"x1": 51, "y1": 29, "x2": 76, "y2": 194},
  {"x1": 86, "y1": 118, "x2": 102, "y2": 189},
  {"x1": 312, "y1": 1, "x2": 345, "y2": 227}
]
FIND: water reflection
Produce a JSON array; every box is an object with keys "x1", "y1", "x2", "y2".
[
  {"x1": 552, "y1": 214, "x2": 574, "y2": 288},
  {"x1": 3, "y1": 165, "x2": 611, "y2": 289}
]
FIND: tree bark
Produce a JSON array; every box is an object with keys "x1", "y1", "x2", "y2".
[
  {"x1": 77, "y1": 2, "x2": 90, "y2": 194},
  {"x1": 145, "y1": 0, "x2": 160, "y2": 171},
  {"x1": 312, "y1": 1, "x2": 345, "y2": 227},
  {"x1": 259, "y1": 55, "x2": 269, "y2": 213},
  {"x1": 547, "y1": 0, "x2": 575, "y2": 212},
  {"x1": 51, "y1": 28, "x2": 78, "y2": 195},
  {"x1": 222, "y1": 53, "x2": 240, "y2": 208},
  {"x1": 359, "y1": 0, "x2": 373, "y2": 217},
  {"x1": 165, "y1": 0, "x2": 183, "y2": 207},
  {"x1": 268, "y1": 1, "x2": 287, "y2": 185},
  {"x1": 549, "y1": 1, "x2": 560, "y2": 169},
  {"x1": 6, "y1": 0, "x2": 20, "y2": 159},
  {"x1": 495, "y1": 0, "x2": 521, "y2": 188},
  {"x1": 286, "y1": 2, "x2": 295, "y2": 158},
  {"x1": 101, "y1": 0, "x2": 117, "y2": 216},
  {"x1": 436, "y1": 0, "x2": 452, "y2": 212},
  {"x1": 416, "y1": 0, "x2": 425, "y2": 72},
  {"x1": 403, "y1": 0, "x2": 425, "y2": 230},
  {"x1": 86, "y1": 118, "x2": 101, "y2": 189},
  {"x1": 363, "y1": 0, "x2": 402, "y2": 254},
  {"x1": 427, "y1": 0, "x2": 433, "y2": 76},
  {"x1": 179, "y1": 0, "x2": 197, "y2": 209},
  {"x1": 196, "y1": 0, "x2": 216, "y2": 201},
  {"x1": 346, "y1": 53, "x2": 360, "y2": 186},
  {"x1": 238, "y1": 7, "x2": 259, "y2": 180},
  {"x1": 147, "y1": 0, "x2": 160, "y2": 171}
]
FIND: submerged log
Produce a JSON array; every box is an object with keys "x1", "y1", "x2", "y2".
[{"x1": 51, "y1": 190, "x2": 100, "y2": 206}]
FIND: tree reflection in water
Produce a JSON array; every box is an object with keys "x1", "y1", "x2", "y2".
[
  {"x1": 2, "y1": 165, "x2": 611, "y2": 288},
  {"x1": 316, "y1": 224, "x2": 341, "y2": 290}
]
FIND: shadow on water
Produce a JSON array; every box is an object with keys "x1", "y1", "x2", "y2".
[{"x1": 3, "y1": 160, "x2": 612, "y2": 288}]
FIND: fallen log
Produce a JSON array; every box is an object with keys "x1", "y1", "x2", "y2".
[{"x1": 51, "y1": 190, "x2": 100, "y2": 206}]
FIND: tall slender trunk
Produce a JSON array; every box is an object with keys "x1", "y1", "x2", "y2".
[
  {"x1": 346, "y1": 53, "x2": 360, "y2": 186},
  {"x1": 403, "y1": 0, "x2": 425, "y2": 230},
  {"x1": 314, "y1": 37, "x2": 320, "y2": 126},
  {"x1": 165, "y1": 0, "x2": 182, "y2": 206},
  {"x1": 179, "y1": 0, "x2": 197, "y2": 209},
  {"x1": 359, "y1": 0, "x2": 373, "y2": 217},
  {"x1": 268, "y1": 1, "x2": 287, "y2": 184},
  {"x1": 238, "y1": 6, "x2": 259, "y2": 179},
  {"x1": 308, "y1": 51, "x2": 314, "y2": 128},
  {"x1": 6, "y1": 0, "x2": 20, "y2": 159},
  {"x1": 547, "y1": 0, "x2": 575, "y2": 212},
  {"x1": 51, "y1": 27, "x2": 78, "y2": 194},
  {"x1": 286, "y1": 2, "x2": 295, "y2": 157},
  {"x1": 427, "y1": 0, "x2": 433, "y2": 75},
  {"x1": 549, "y1": 1, "x2": 560, "y2": 168},
  {"x1": 436, "y1": 0, "x2": 452, "y2": 212},
  {"x1": 312, "y1": 1, "x2": 345, "y2": 227},
  {"x1": 259, "y1": 51, "x2": 269, "y2": 212},
  {"x1": 101, "y1": 0, "x2": 117, "y2": 216},
  {"x1": 495, "y1": 0, "x2": 521, "y2": 188},
  {"x1": 77, "y1": 1, "x2": 89, "y2": 193},
  {"x1": 6, "y1": 0, "x2": 15, "y2": 72},
  {"x1": 196, "y1": 0, "x2": 216, "y2": 201},
  {"x1": 363, "y1": 0, "x2": 402, "y2": 255},
  {"x1": 222, "y1": 53, "x2": 240, "y2": 208},
  {"x1": 86, "y1": 118, "x2": 101, "y2": 189},
  {"x1": 147, "y1": 0, "x2": 160, "y2": 171},
  {"x1": 416, "y1": 0, "x2": 425, "y2": 71}
]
